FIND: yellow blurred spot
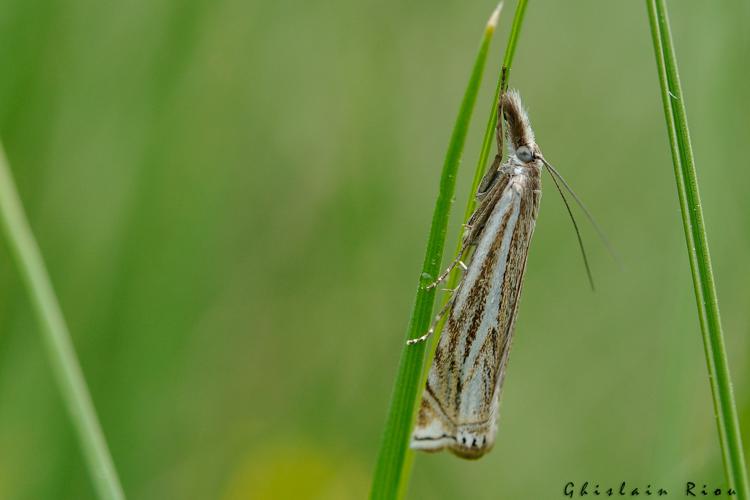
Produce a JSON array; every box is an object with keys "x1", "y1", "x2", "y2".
[{"x1": 223, "y1": 442, "x2": 368, "y2": 500}]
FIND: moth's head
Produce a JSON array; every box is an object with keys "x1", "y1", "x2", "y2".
[{"x1": 501, "y1": 89, "x2": 541, "y2": 166}]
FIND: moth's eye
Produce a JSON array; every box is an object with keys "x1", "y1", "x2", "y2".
[{"x1": 516, "y1": 146, "x2": 533, "y2": 163}]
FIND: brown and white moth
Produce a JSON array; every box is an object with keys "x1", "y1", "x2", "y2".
[{"x1": 407, "y1": 89, "x2": 567, "y2": 459}]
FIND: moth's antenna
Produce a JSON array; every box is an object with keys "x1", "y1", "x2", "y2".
[
  {"x1": 545, "y1": 168, "x2": 595, "y2": 291},
  {"x1": 540, "y1": 157, "x2": 619, "y2": 264}
]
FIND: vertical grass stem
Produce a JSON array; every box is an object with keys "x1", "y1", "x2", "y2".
[{"x1": 646, "y1": 2, "x2": 749, "y2": 497}]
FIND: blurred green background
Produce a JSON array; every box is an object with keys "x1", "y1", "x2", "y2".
[{"x1": 0, "y1": 0, "x2": 748, "y2": 498}]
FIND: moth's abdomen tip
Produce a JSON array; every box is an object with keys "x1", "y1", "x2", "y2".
[{"x1": 449, "y1": 429, "x2": 493, "y2": 459}]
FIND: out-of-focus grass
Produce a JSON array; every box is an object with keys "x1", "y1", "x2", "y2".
[
  {"x1": 0, "y1": 142, "x2": 124, "y2": 500},
  {"x1": 0, "y1": 1, "x2": 748, "y2": 499}
]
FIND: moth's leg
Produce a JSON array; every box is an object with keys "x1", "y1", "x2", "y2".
[
  {"x1": 425, "y1": 237, "x2": 472, "y2": 290},
  {"x1": 406, "y1": 295, "x2": 455, "y2": 345}
]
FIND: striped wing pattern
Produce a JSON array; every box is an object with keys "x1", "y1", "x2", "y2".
[{"x1": 411, "y1": 168, "x2": 540, "y2": 459}]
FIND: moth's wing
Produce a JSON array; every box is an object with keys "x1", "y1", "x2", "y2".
[
  {"x1": 476, "y1": 155, "x2": 503, "y2": 199},
  {"x1": 465, "y1": 166, "x2": 511, "y2": 245},
  {"x1": 411, "y1": 179, "x2": 536, "y2": 459},
  {"x1": 409, "y1": 172, "x2": 513, "y2": 454},
  {"x1": 409, "y1": 295, "x2": 467, "y2": 454},
  {"x1": 453, "y1": 179, "x2": 537, "y2": 458}
]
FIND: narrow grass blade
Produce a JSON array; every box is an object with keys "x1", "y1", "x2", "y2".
[
  {"x1": 369, "y1": 5, "x2": 502, "y2": 499},
  {"x1": 645, "y1": 1, "x2": 749, "y2": 497},
  {"x1": 0, "y1": 143, "x2": 126, "y2": 500},
  {"x1": 500, "y1": 0, "x2": 528, "y2": 91}
]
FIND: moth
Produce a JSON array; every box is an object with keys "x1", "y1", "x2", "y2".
[{"x1": 407, "y1": 89, "x2": 590, "y2": 459}]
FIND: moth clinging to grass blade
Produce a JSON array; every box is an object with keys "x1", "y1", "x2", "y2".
[{"x1": 407, "y1": 89, "x2": 589, "y2": 459}]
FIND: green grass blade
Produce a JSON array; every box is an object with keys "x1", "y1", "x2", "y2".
[
  {"x1": 500, "y1": 0, "x2": 528, "y2": 89},
  {"x1": 369, "y1": 5, "x2": 503, "y2": 499},
  {"x1": 645, "y1": 1, "x2": 749, "y2": 497},
  {"x1": 0, "y1": 143, "x2": 126, "y2": 500}
]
